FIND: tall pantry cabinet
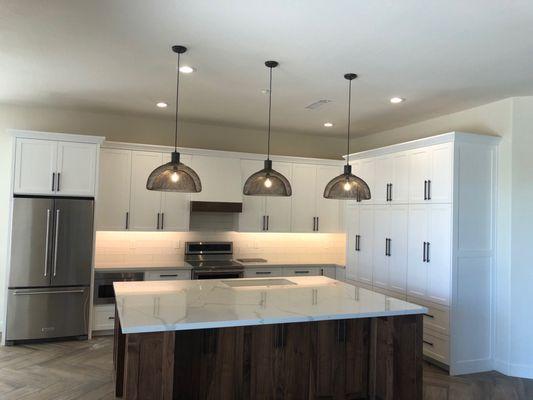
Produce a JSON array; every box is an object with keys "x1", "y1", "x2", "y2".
[{"x1": 344, "y1": 132, "x2": 499, "y2": 376}]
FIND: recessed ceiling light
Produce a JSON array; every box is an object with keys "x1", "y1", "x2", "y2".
[
  {"x1": 156, "y1": 102, "x2": 168, "y2": 108},
  {"x1": 179, "y1": 66, "x2": 195, "y2": 73},
  {"x1": 390, "y1": 97, "x2": 405, "y2": 104},
  {"x1": 324, "y1": 122, "x2": 333, "y2": 127}
]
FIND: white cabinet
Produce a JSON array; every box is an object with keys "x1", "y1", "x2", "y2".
[
  {"x1": 243, "y1": 268, "x2": 283, "y2": 278},
  {"x1": 239, "y1": 160, "x2": 292, "y2": 232},
  {"x1": 96, "y1": 148, "x2": 131, "y2": 230},
  {"x1": 189, "y1": 155, "x2": 242, "y2": 202},
  {"x1": 130, "y1": 151, "x2": 163, "y2": 230},
  {"x1": 282, "y1": 266, "x2": 320, "y2": 276},
  {"x1": 160, "y1": 154, "x2": 191, "y2": 231},
  {"x1": 372, "y1": 152, "x2": 409, "y2": 205},
  {"x1": 345, "y1": 205, "x2": 373, "y2": 285},
  {"x1": 407, "y1": 204, "x2": 452, "y2": 305},
  {"x1": 291, "y1": 163, "x2": 341, "y2": 232},
  {"x1": 408, "y1": 143, "x2": 453, "y2": 204},
  {"x1": 92, "y1": 304, "x2": 116, "y2": 331},
  {"x1": 14, "y1": 138, "x2": 98, "y2": 196}
]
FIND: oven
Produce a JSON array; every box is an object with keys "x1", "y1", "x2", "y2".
[
  {"x1": 185, "y1": 241, "x2": 244, "y2": 280},
  {"x1": 93, "y1": 271, "x2": 144, "y2": 305},
  {"x1": 192, "y1": 269, "x2": 244, "y2": 280}
]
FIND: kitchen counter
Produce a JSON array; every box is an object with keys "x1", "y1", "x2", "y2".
[{"x1": 114, "y1": 276, "x2": 426, "y2": 334}]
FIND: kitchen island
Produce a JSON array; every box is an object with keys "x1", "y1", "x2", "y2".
[{"x1": 113, "y1": 276, "x2": 427, "y2": 400}]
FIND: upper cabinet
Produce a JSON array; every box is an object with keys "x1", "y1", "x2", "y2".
[
  {"x1": 408, "y1": 143, "x2": 453, "y2": 204},
  {"x1": 189, "y1": 155, "x2": 242, "y2": 203},
  {"x1": 13, "y1": 136, "x2": 100, "y2": 197},
  {"x1": 291, "y1": 164, "x2": 342, "y2": 233}
]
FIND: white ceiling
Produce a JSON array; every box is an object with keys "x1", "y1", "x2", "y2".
[{"x1": 2, "y1": 0, "x2": 533, "y2": 137}]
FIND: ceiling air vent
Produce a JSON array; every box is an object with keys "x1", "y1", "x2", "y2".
[{"x1": 305, "y1": 99, "x2": 332, "y2": 110}]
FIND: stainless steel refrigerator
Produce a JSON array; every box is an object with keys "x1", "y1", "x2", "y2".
[{"x1": 5, "y1": 196, "x2": 94, "y2": 344}]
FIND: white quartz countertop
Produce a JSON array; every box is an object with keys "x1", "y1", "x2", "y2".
[{"x1": 114, "y1": 277, "x2": 427, "y2": 334}]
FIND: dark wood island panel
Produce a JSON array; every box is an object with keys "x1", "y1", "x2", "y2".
[{"x1": 114, "y1": 314, "x2": 422, "y2": 400}]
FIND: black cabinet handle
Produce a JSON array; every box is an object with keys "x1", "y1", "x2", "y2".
[
  {"x1": 389, "y1": 183, "x2": 393, "y2": 201},
  {"x1": 57, "y1": 172, "x2": 61, "y2": 191},
  {"x1": 295, "y1": 270, "x2": 310, "y2": 274},
  {"x1": 161, "y1": 213, "x2": 165, "y2": 230},
  {"x1": 424, "y1": 180, "x2": 428, "y2": 200},
  {"x1": 156, "y1": 213, "x2": 160, "y2": 229},
  {"x1": 316, "y1": 217, "x2": 319, "y2": 231},
  {"x1": 426, "y1": 242, "x2": 430, "y2": 263},
  {"x1": 266, "y1": 215, "x2": 269, "y2": 231},
  {"x1": 355, "y1": 235, "x2": 361, "y2": 251},
  {"x1": 125, "y1": 212, "x2": 129, "y2": 230},
  {"x1": 424, "y1": 313, "x2": 435, "y2": 319},
  {"x1": 108, "y1": 316, "x2": 115, "y2": 320},
  {"x1": 423, "y1": 340, "x2": 434, "y2": 347},
  {"x1": 255, "y1": 271, "x2": 271, "y2": 275},
  {"x1": 51, "y1": 173, "x2": 56, "y2": 192},
  {"x1": 159, "y1": 274, "x2": 178, "y2": 278},
  {"x1": 423, "y1": 242, "x2": 427, "y2": 262},
  {"x1": 385, "y1": 238, "x2": 391, "y2": 256},
  {"x1": 428, "y1": 180, "x2": 432, "y2": 200}
]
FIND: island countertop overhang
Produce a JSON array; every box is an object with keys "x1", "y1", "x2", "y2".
[{"x1": 114, "y1": 276, "x2": 427, "y2": 334}]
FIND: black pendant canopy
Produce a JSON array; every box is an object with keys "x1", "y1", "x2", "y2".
[
  {"x1": 243, "y1": 61, "x2": 292, "y2": 196},
  {"x1": 323, "y1": 73, "x2": 371, "y2": 200},
  {"x1": 146, "y1": 45, "x2": 202, "y2": 192}
]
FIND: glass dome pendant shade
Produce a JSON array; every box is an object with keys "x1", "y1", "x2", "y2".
[
  {"x1": 146, "y1": 45, "x2": 202, "y2": 193},
  {"x1": 323, "y1": 73, "x2": 371, "y2": 201},
  {"x1": 243, "y1": 60, "x2": 292, "y2": 197}
]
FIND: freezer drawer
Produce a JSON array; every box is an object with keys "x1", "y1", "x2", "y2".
[{"x1": 6, "y1": 287, "x2": 90, "y2": 342}]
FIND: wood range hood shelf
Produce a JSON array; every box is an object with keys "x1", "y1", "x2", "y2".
[{"x1": 190, "y1": 201, "x2": 243, "y2": 213}]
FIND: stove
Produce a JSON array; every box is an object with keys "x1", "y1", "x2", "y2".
[{"x1": 185, "y1": 242, "x2": 244, "y2": 279}]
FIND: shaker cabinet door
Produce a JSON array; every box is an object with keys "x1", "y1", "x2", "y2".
[
  {"x1": 427, "y1": 204, "x2": 452, "y2": 305},
  {"x1": 408, "y1": 148, "x2": 430, "y2": 203},
  {"x1": 291, "y1": 163, "x2": 317, "y2": 232},
  {"x1": 56, "y1": 141, "x2": 97, "y2": 196},
  {"x1": 14, "y1": 138, "x2": 57, "y2": 195},
  {"x1": 373, "y1": 156, "x2": 392, "y2": 205},
  {"x1": 239, "y1": 159, "x2": 266, "y2": 232},
  {"x1": 428, "y1": 143, "x2": 453, "y2": 203},
  {"x1": 265, "y1": 161, "x2": 292, "y2": 232},
  {"x1": 315, "y1": 165, "x2": 341, "y2": 232},
  {"x1": 389, "y1": 205, "x2": 409, "y2": 293},
  {"x1": 356, "y1": 206, "x2": 374, "y2": 285},
  {"x1": 407, "y1": 205, "x2": 429, "y2": 299},
  {"x1": 391, "y1": 151, "x2": 409, "y2": 204},
  {"x1": 372, "y1": 206, "x2": 390, "y2": 289},
  {"x1": 96, "y1": 148, "x2": 132, "y2": 230},
  {"x1": 345, "y1": 206, "x2": 359, "y2": 281},
  {"x1": 160, "y1": 153, "x2": 191, "y2": 231}
]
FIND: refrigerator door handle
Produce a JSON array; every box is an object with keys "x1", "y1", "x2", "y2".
[
  {"x1": 53, "y1": 209, "x2": 60, "y2": 277},
  {"x1": 12, "y1": 289, "x2": 86, "y2": 295},
  {"x1": 44, "y1": 209, "x2": 51, "y2": 277}
]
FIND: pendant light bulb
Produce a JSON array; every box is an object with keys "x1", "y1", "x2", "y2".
[
  {"x1": 323, "y1": 73, "x2": 371, "y2": 200},
  {"x1": 242, "y1": 61, "x2": 292, "y2": 196},
  {"x1": 146, "y1": 46, "x2": 202, "y2": 192}
]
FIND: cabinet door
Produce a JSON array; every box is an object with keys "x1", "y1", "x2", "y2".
[
  {"x1": 407, "y1": 205, "x2": 428, "y2": 299},
  {"x1": 96, "y1": 149, "x2": 131, "y2": 230},
  {"x1": 372, "y1": 206, "x2": 390, "y2": 289},
  {"x1": 14, "y1": 138, "x2": 57, "y2": 195},
  {"x1": 428, "y1": 143, "x2": 453, "y2": 203},
  {"x1": 56, "y1": 142, "x2": 97, "y2": 196},
  {"x1": 291, "y1": 164, "x2": 317, "y2": 232},
  {"x1": 130, "y1": 151, "x2": 162, "y2": 230},
  {"x1": 160, "y1": 153, "x2": 191, "y2": 231},
  {"x1": 265, "y1": 161, "x2": 292, "y2": 232},
  {"x1": 408, "y1": 148, "x2": 430, "y2": 203},
  {"x1": 391, "y1": 151, "x2": 409, "y2": 204},
  {"x1": 427, "y1": 204, "x2": 452, "y2": 305},
  {"x1": 373, "y1": 156, "x2": 392, "y2": 204},
  {"x1": 239, "y1": 160, "x2": 266, "y2": 231},
  {"x1": 356, "y1": 206, "x2": 374, "y2": 285},
  {"x1": 389, "y1": 205, "x2": 409, "y2": 293},
  {"x1": 189, "y1": 155, "x2": 242, "y2": 202},
  {"x1": 315, "y1": 165, "x2": 341, "y2": 232},
  {"x1": 345, "y1": 206, "x2": 359, "y2": 281},
  {"x1": 359, "y1": 158, "x2": 375, "y2": 204}
]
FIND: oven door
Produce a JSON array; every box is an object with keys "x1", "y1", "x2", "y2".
[{"x1": 192, "y1": 269, "x2": 244, "y2": 280}]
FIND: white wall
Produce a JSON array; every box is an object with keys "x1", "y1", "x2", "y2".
[{"x1": 351, "y1": 97, "x2": 533, "y2": 379}]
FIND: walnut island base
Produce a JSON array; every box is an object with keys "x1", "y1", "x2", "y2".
[{"x1": 112, "y1": 277, "x2": 426, "y2": 400}]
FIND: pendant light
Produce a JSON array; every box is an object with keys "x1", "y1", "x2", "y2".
[
  {"x1": 243, "y1": 61, "x2": 292, "y2": 196},
  {"x1": 146, "y1": 45, "x2": 202, "y2": 192},
  {"x1": 323, "y1": 73, "x2": 371, "y2": 200}
]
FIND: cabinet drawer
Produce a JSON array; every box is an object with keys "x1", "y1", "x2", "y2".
[
  {"x1": 282, "y1": 267, "x2": 320, "y2": 276},
  {"x1": 93, "y1": 304, "x2": 116, "y2": 331},
  {"x1": 407, "y1": 296, "x2": 449, "y2": 335},
  {"x1": 243, "y1": 268, "x2": 282, "y2": 278},
  {"x1": 423, "y1": 330, "x2": 449, "y2": 365},
  {"x1": 144, "y1": 269, "x2": 191, "y2": 281}
]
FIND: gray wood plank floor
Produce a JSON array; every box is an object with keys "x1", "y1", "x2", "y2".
[{"x1": 0, "y1": 336, "x2": 531, "y2": 399}]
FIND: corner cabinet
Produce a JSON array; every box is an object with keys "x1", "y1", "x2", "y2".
[
  {"x1": 344, "y1": 132, "x2": 499, "y2": 376},
  {"x1": 13, "y1": 136, "x2": 101, "y2": 197}
]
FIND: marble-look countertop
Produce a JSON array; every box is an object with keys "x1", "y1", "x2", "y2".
[{"x1": 114, "y1": 277, "x2": 426, "y2": 334}]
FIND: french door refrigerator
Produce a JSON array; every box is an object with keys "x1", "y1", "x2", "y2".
[{"x1": 6, "y1": 196, "x2": 94, "y2": 344}]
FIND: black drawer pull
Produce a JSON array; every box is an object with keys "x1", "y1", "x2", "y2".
[
  {"x1": 295, "y1": 270, "x2": 309, "y2": 274},
  {"x1": 108, "y1": 316, "x2": 115, "y2": 320},
  {"x1": 423, "y1": 340, "x2": 434, "y2": 347},
  {"x1": 424, "y1": 313, "x2": 435, "y2": 319},
  {"x1": 159, "y1": 274, "x2": 178, "y2": 278},
  {"x1": 255, "y1": 271, "x2": 271, "y2": 275}
]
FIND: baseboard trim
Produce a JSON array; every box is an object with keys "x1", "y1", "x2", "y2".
[{"x1": 450, "y1": 358, "x2": 493, "y2": 375}]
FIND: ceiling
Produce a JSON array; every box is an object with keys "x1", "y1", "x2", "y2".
[{"x1": 2, "y1": 0, "x2": 533, "y2": 137}]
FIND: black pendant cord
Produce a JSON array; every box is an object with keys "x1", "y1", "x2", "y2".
[
  {"x1": 346, "y1": 78, "x2": 352, "y2": 167},
  {"x1": 174, "y1": 52, "x2": 181, "y2": 152},
  {"x1": 267, "y1": 65, "x2": 273, "y2": 161}
]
